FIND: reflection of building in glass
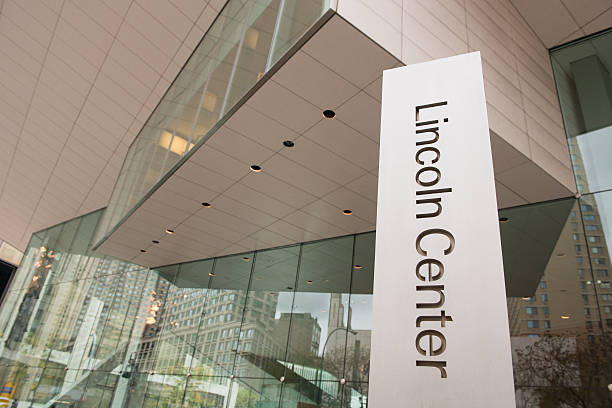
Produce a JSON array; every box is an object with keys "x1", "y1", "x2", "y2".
[{"x1": 133, "y1": 286, "x2": 323, "y2": 380}]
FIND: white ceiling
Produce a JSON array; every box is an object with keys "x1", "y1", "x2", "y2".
[
  {"x1": 510, "y1": 0, "x2": 612, "y2": 48},
  {"x1": 0, "y1": 0, "x2": 226, "y2": 251},
  {"x1": 96, "y1": 15, "x2": 573, "y2": 268}
]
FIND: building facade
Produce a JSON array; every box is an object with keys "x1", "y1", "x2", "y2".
[{"x1": 0, "y1": 0, "x2": 611, "y2": 407}]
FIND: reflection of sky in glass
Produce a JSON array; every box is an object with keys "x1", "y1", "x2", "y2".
[
  {"x1": 348, "y1": 294, "x2": 373, "y2": 330},
  {"x1": 273, "y1": 292, "x2": 373, "y2": 354},
  {"x1": 576, "y1": 125, "x2": 612, "y2": 193},
  {"x1": 593, "y1": 190, "x2": 612, "y2": 261}
]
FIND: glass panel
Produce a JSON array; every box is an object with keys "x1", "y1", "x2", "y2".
[
  {"x1": 194, "y1": 252, "x2": 254, "y2": 378},
  {"x1": 94, "y1": 0, "x2": 331, "y2": 248},
  {"x1": 285, "y1": 236, "x2": 353, "y2": 383},
  {"x1": 343, "y1": 382, "x2": 368, "y2": 408},
  {"x1": 183, "y1": 375, "x2": 233, "y2": 406},
  {"x1": 135, "y1": 265, "x2": 182, "y2": 375},
  {"x1": 269, "y1": 0, "x2": 329, "y2": 66},
  {"x1": 280, "y1": 379, "x2": 343, "y2": 408},
  {"x1": 344, "y1": 233, "x2": 374, "y2": 383},
  {"x1": 235, "y1": 245, "x2": 299, "y2": 378},
  {"x1": 502, "y1": 197, "x2": 612, "y2": 406},
  {"x1": 227, "y1": 376, "x2": 282, "y2": 407},
  {"x1": 551, "y1": 29, "x2": 612, "y2": 194}
]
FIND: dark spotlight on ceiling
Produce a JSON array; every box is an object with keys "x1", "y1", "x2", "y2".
[{"x1": 323, "y1": 109, "x2": 335, "y2": 119}]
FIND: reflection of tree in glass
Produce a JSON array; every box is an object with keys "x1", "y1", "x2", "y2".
[{"x1": 514, "y1": 335, "x2": 610, "y2": 407}]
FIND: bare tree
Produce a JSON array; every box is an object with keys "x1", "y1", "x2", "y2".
[{"x1": 513, "y1": 335, "x2": 610, "y2": 408}]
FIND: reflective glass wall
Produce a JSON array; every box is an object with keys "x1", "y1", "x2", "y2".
[
  {"x1": 3, "y1": 198, "x2": 612, "y2": 406},
  {"x1": 0, "y1": 210, "x2": 374, "y2": 407},
  {"x1": 0, "y1": 196, "x2": 612, "y2": 408},
  {"x1": 94, "y1": 0, "x2": 331, "y2": 248},
  {"x1": 516, "y1": 28, "x2": 612, "y2": 407}
]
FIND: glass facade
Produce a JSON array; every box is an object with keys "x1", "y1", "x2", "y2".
[
  {"x1": 93, "y1": 0, "x2": 332, "y2": 249},
  {"x1": 2, "y1": 194, "x2": 612, "y2": 406},
  {"x1": 0, "y1": 210, "x2": 374, "y2": 407}
]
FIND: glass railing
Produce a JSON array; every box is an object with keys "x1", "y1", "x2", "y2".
[{"x1": 93, "y1": 0, "x2": 332, "y2": 248}]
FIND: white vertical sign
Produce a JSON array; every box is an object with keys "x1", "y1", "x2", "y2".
[{"x1": 369, "y1": 52, "x2": 515, "y2": 406}]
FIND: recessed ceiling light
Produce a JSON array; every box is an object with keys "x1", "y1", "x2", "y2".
[
  {"x1": 498, "y1": 217, "x2": 510, "y2": 223},
  {"x1": 242, "y1": 257, "x2": 250, "y2": 261},
  {"x1": 521, "y1": 297, "x2": 530, "y2": 300},
  {"x1": 209, "y1": 272, "x2": 215, "y2": 277},
  {"x1": 323, "y1": 109, "x2": 335, "y2": 119},
  {"x1": 283, "y1": 140, "x2": 295, "y2": 147},
  {"x1": 556, "y1": 253, "x2": 566, "y2": 257},
  {"x1": 306, "y1": 280, "x2": 313, "y2": 284},
  {"x1": 353, "y1": 264, "x2": 363, "y2": 269},
  {"x1": 324, "y1": 279, "x2": 329, "y2": 283},
  {"x1": 202, "y1": 202, "x2": 211, "y2": 208},
  {"x1": 286, "y1": 286, "x2": 293, "y2": 290},
  {"x1": 140, "y1": 249, "x2": 148, "y2": 253},
  {"x1": 343, "y1": 209, "x2": 353, "y2": 215},
  {"x1": 561, "y1": 315, "x2": 570, "y2": 319},
  {"x1": 250, "y1": 165, "x2": 262, "y2": 172},
  {"x1": 152, "y1": 240, "x2": 160, "y2": 244},
  {"x1": 165, "y1": 229, "x2": 175, "y2": 235}
]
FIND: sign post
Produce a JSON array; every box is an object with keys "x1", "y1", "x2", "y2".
[{"x1": 369, "y1": 52, "x2": 515, "y2": 406}]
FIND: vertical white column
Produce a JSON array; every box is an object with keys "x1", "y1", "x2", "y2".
[{"x1": 369, "y1": 52, "x2": 515, "y2": 407}]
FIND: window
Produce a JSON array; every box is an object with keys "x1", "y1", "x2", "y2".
[
  {"x1": 583, "y1": 294, "x2": 589, "y2": 304},
  {"x1": 591, "y1": 247, "x2": 603, "y2": 254},
  {"x1": 576, "y1": 256, "x2": 583, "y2": 264},
  {"x1": 583, "y1": 215, "x2": 596, "y2": 221},
  {"x1": 585, "y1": 307, "x2": 591, "y2": 316},
  {"x1": 526, "y1": 307, "x2": 538, "y2": 315},
  {"x1": 541, "y1": 294, "x2": 548, "y2": 302},
  {"x1": 572, "y1": 233, "x2": 579, "y2": 241},
  {"x1": 580, "y1": 281, "x2": 587, "y2": 289},
  {"x1": 586, "y1": 321, "x2": 593, "y2": 330},
  {"x1": 580, "y1": 204, "x2": 593, "y2": 212},
  {"x1": 595, "y1": 258, "x2": 606, "y2": 265},
  {"x1": 527, "y1": 320, "x2": 539, "y2": 329},
  {"x1": 596, "y1": 270, "x2": 609, "y2": 277},
  {"x1": 577, "y1": 268, "x2": 585, "y2": 278},
  {"x1": 588, "y1": 236, "x2": 601, "y2": 243},
  {"x1": 539, "y1": 282, "x2": 547, "y2": 289},
  {"x1": 586, "y1": 225, "x2": 599, "y2": 231},
  {"x1": 542, "y1": 307, "x2": 549, "y2": 315},
  {"x1": 543, "y1": 320, "x2": 551, "y2": 329},
  {"x1": 602, "y1": 294, "x2": 612, "y2": 301},
  {"x1": 604, "y1": 306, "x2": 612, "y2": 314}
]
